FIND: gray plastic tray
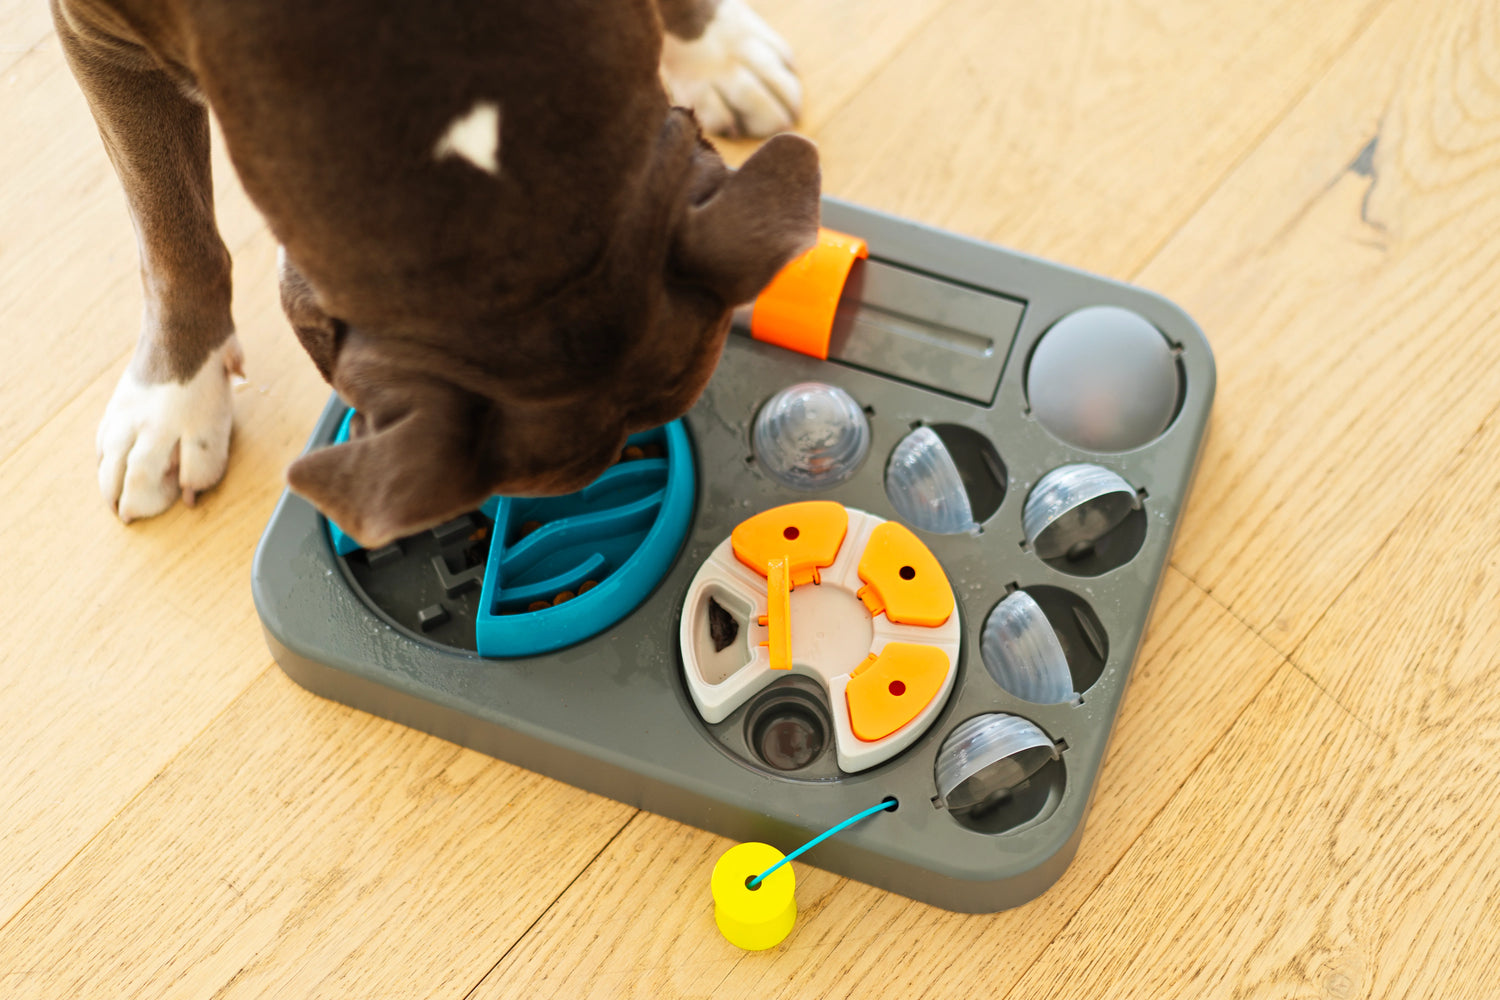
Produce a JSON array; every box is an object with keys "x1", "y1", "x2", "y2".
[{"x1": 253, "y1": 196, "x2": 1214, "y2": 913}]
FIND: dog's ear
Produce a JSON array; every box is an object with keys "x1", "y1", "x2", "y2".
[
  {"x1": 673, "y1": 133, "x2": 821, "y2": 305},
  {"x1": 286, "y1": 393, "x2": 490, "y2": 550}
]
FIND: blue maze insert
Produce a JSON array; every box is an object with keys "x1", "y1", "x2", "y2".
[{"x1": 324, "y1": 413, "x2": 695, "y2": 657}]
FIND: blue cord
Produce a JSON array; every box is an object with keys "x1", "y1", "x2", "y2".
[{"x1": 748, "y1": 798, "x2": 897, "y2": 889}]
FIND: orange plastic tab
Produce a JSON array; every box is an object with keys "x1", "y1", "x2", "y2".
[
  {"x1": 856, "y1": 522, "x2": 955, "y2": 627},
  {"x1": 732, "y1": 502, "x2": 848, "y2": 587},
  {"x1": 845, "y1": 643, "x2": 951, "y2": 741},
  {"x1": 761, "y1": 556, "x2": 792, "y2": 670},
  {"x1": 750, "y1": 228, "x2": 869, "y2": 359}
]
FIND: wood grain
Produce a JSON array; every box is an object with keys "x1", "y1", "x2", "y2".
[
  {"x1": 0, "y1": 229, "x2": 323, "y2": 930},
  {"x1": 799, "y1": 0, "x2": 1389, "y2": 277},
  {"x1": 1143, "y1": 0, "x2": 1500, "y2": 651},
  {"x1": 0, "y1": 0, "x2": 53, "y2": 75},
  {"x1": 1006, "y1": 665, "x2": 1499, "y2": 1000},
  {"x1": 0, "y1": 668, "x2": 635, "y2": 1000},
  {"x1": 1294, "y1": 402, "x2": 1500, "y2": 740}
]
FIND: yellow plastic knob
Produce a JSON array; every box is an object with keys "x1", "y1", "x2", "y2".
[{"x1": 711, "y1": 842, "x2": 797, "y2": 950}]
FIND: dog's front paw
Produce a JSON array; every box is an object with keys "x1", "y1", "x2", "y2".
[
  {"x1": 661, "y1": 0, "x2": 802, "y2": 138},
  {"x1": 97, "y1": 336, "x2": 243, "y2": 522}
]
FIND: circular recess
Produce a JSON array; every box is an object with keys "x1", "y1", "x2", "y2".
[
  {"x1": 752, "y1": 382, "x2": 870, "y2": 491},
  {"x1": 884, "y1": 425, "x2": 1006, "y2": 534},
  {"x1": 934, "y1": 714, "x2": 1066, "y2": 832},
  {"x1": 982, "y1": 586, "x2": 1108, "y2": 701},
  {"x1": 1026, "y1": 306, "x2": 1181, "y2": 452},
  {"x1": 1024, "y1": 464, "x2": 1145, "y2": 575},
  {"x1": 744, "y1": 686, "x2": 832, "y2": 772}
]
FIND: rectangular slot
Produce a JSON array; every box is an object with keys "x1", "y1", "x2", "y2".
[{"x1": 826, "y1": 259, "x2": 1024, "y2": 404}]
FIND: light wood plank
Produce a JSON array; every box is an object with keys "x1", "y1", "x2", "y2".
[
  {"x1": 1294, "y1": 402, "x2": 1500, "y2": 739},
  {"x1": 0, "y1": 668, "x2": 635, "y2": 1000},
  {"x1": 1143, "y1": 0, "x2": 1500, "y2": 651},
  {"x1": 1005, "y1": 664, "x2": 1499, "y2": 999},
  {"x1": 0, "y1": 0, "x2": 52, "y2": 75},
  {"x1": 469, "y1": 571, "x2": 1286, "y2": 999},
  {"x1": 747, "y1": 0, "x2": 953, "y2": 133},
  {"x1": 711, "y1": 0, "x2": 953, "y2": 167},
  {"x1": 0, "y1": 228, "x2": 325, "y2": 929},
  {"x1": 795, "y1": 0, "x2": 1388, "y2": 277}
]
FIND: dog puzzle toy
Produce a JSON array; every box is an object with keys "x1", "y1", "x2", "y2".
[{"x1": 254, "y1": 196, "x2": 1215, "y2": 915}]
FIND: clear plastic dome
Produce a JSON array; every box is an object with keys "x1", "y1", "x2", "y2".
[
  {"x1": 934, "y1": 714, "x2": 1058, "y2": 813},
  {"x1": 981, "y1": 591, "x2": 1076, "y2": 704},
  {"x1": 1023, "y1": 464, "x2": 1138, "y2": 560},
  {"x1": 752, "y1": 383, "x2": 870, "y2": 491},
  {"x1": 884, "y1": 427, "x2": 979, "y2": 534}
]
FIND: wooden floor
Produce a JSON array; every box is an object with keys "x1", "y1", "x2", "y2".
[{"x1": 3, "y1": 0, "x2": 1498, "y2": 996}]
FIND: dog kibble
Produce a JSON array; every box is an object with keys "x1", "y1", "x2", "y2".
[
  {"x1": 520, "y1": 520, "x2": 542, "y2": 537},
  {"x1": 621, "y1": 445, "x2": 646, "y2": 461},
  {"x1": 527, "y1": 600, "x2": 552, "y2": 613},
  {"x1": 553, "y1": 591, "x2": 575, "y2": 605},
  {"x1": 707, "y1": 597, "x2": 739, "y2": 653},
  {"x1": 579, "y1": 579, "x2": 599, "y2": 593}
]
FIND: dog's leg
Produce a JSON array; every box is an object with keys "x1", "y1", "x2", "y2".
[
  {"x1": 659, "y1": 0, "x2": 803, "y2": 138},
  {"x1": 54, "y1": 0, "x2": 240, "y2": 521}
]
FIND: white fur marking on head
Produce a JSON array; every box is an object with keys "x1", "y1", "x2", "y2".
[{"x1": 434, "y1": 101, "x2": 502, "y2": 175}]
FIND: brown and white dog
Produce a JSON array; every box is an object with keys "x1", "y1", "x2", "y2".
[{"x1": 55, "y1": 0, "x2": 821, "y2": 548}]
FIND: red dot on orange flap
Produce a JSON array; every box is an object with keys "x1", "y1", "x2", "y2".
[
  {"x1": 732, "y1": 501, "x2": 849, "y2": 587},
  {"x1": 750, "y1": 229, "x2": 869, "y2": 360},
  {"x1": 845, "y1": 643, "x2": 951, "y2": 741},
  {"x1": 856, "y1": 522, "x2": 955, "y2": 627}
]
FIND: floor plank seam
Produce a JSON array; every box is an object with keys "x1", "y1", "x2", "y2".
[
  {"x1": 459, "y1": 809, "x2": 642, "y2": 1000},
  {"x1": 0, "y1": 219, "x2": 271, "y2": 470},
  {"x1": 0, "y1": 662, "x2": 280, "y2": 943},
  {"x1": 0, "y1": 343, "x2": 131, "y2": 471},
  {"x1": 1165, "y1": 561, "x2": 1292, "y2": 659},
  {"x1": 1168, "y1": 561, "x2": 1389, "y2": 743},
  {"x1": 0, "y1": 28, "x2": 53, "y2": 78},
  {"x1": 1280, "y1": 393, "x2": 1500, "y2": 742},
  {"x1": 994, "y1": 659, "x2": 1290, "y2": 1000},
  {"x1": 1126, "y1": 0, "x2": 1398, "y2": 284},
  {"x1": 802, "y1": 0, "x2": 963, "y2": 134}
]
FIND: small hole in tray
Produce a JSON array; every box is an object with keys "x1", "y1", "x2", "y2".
[
  {"x1": 784, "y1": 526, "x2": 800, "y2": 540},
  {"x1": 889, "y1": 680, "x2": 906, "y2": 696},
  {"x1": 898, "y1": 565, "x2": 915, "y2": 580}
]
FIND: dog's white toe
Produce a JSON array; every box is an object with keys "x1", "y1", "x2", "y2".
[
  {"x1": 662, "y1": 0, "x2": 803, "y2": 138},
  {"x1": 97, "y1": 336, "x2": 241, "y2": 523}
]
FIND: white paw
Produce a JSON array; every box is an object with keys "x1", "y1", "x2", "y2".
[
  {"x1": 661, "y1": 0, "x2": 802, "y2": 138},
  {"x1": 97, "y1": 336, "x2": 243, "y2": 523}
]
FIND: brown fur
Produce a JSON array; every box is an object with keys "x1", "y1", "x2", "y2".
[{"x1": 56, "y1": 0, "x2": 820, "y2": 546}]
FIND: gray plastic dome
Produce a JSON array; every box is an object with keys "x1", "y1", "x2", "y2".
[{"x1": 1027, "y1": 306, "x2": 1180, "y2": 452}]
